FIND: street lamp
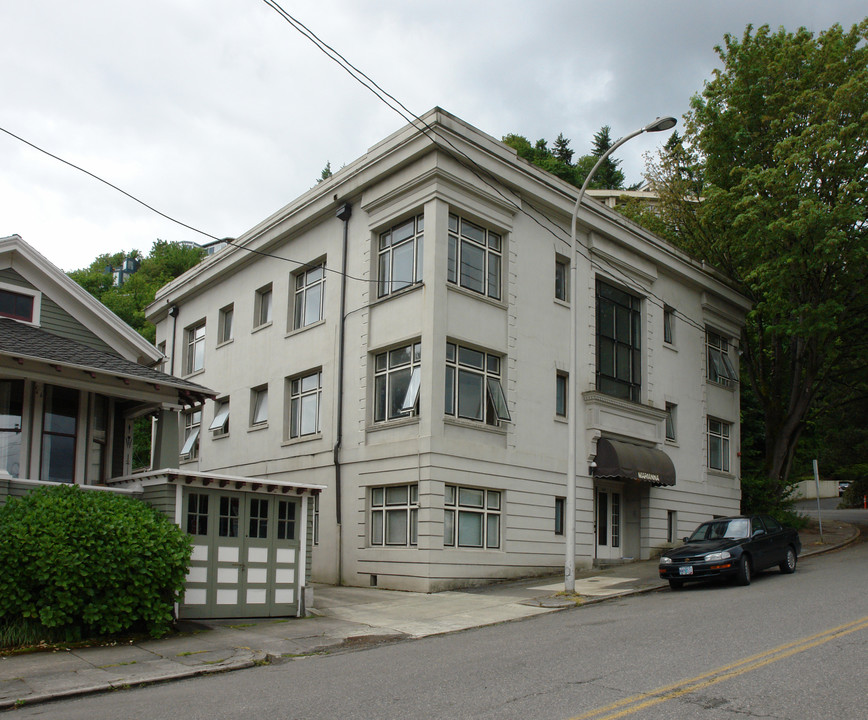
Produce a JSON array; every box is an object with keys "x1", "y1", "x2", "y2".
[{"x1": 565, "y1": 117, "x2": 677, "y2": 592}]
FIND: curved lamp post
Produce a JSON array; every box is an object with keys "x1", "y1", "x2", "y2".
[{"x1": 565, "y1": 116, "x2": 677, "y2": 592}]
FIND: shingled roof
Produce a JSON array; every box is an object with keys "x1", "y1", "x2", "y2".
[{"x1": 0, "y1": 317, "x2": 213, "y2": 404}]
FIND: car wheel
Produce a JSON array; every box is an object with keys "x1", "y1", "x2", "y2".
[
  {"x1": 736, "y1": 555, "x2": 751, "y2": 586},
  {"x1": 779, "y1": 546, "x2": 797, "y2": 574},
  {"x1": 668, "y1": 579, "x2": 684, "y2": 590}
]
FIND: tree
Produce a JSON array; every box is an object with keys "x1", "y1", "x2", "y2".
[
  {"x1": 317, "y1": 161, "x2": 332, "y2": 183},
  {"x1": 634, "y1": 21, "x2": 868, "y2": 503},
  {"x1": 589, "y1": 125, "x2": 625, "y2": 189},
  {"x1": 552, "y1": 133, "x2": 574, "y2": 165}
]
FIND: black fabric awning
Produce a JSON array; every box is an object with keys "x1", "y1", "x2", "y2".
[{"x1": 593, "y1": 438, "x2": 676, "y2": 486}]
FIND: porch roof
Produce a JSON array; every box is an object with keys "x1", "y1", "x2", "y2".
[{"x1": 108, "y1": 468, "x2": 326, "y2": 495}]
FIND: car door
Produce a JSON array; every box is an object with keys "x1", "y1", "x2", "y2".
[
  {"x1": 749, "y1": 516, "x2": 773, "y2": 570},
  {"x1": 760, "y1": 515, "x2": 788, "y2": 565}
]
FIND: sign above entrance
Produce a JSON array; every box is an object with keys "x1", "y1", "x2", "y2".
[{"x1": 593, "y1": 438, "x2": 676, "y2": 486}]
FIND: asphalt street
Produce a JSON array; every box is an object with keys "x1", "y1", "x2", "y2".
[{"x1": 14, "y1": 529, "x2": 867, "y2": 720}]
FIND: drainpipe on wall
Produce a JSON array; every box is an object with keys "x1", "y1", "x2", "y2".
[{"x1": 334, "y1": 201, "x2": 352, "y2": 585}]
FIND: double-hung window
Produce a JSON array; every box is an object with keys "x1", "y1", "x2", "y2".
[
  {"x1": 708, "y1": 418, "x2": 731, "y2": 472},
  {"x1": 181, "y1": 409, "x2": 201, "y2": 459},
  {"x1": 447, "y1": 213, "x2": 502, "y2": 300},
  {"x1": 370, "y1": 484, "x2": 418, "y2": 546},
  {"x1": 378, "y1": 214, "x2": 423, "y2": 297},
  {"x1": 555, "y1": 256, "x2": 569, "y2": 302},
  {"x1": 374, "y1": 342, "x2": 421, "y2": 422},
  {"x1": 665, "y1": 402, "x2": 677, "y2": 442},
  {"x1": 663, "y1": 306, "x2": 675, "y2": 345},
  {"x1": 251, "y1": 386, "x2": 268, "y2": 427},
  {"x1": 254, "y1": 284, "x2": 272, "y2": 328},
  {"x1": 445, "y1": 343, "x2": 511, "y2": 425},
  {"x1": 556, "y1": 372, "x2": 568, "y2": 418},
  {"x1": 293, "y1": 263, "x2": 325, "y2": 329},
  {"x1": 218, "y1": 304, "x2": 234, "y2": 344},
  {"x1": 185, "y1": 322, "x2": 206, "y2": 375},
  {"x1": 706, "y1": 329, "x2": 737, "y2": 386},
  {"x1": 444, "y1": 485, "x2": 501, "y2": 548},
  {"x1": 596, "y1": 281, "x2": 641, "y2": 402},
  {"x1": 288, "y1": 370, "x2": 322, "y2": 438}
]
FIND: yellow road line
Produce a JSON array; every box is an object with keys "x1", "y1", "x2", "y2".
[{"x1": 569, "y1": 615, "x2": 868, "y2": 720}]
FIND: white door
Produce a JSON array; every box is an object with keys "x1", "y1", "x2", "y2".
[{"x1": 595, "y1": 487, "x2": 622, "y2": 562}]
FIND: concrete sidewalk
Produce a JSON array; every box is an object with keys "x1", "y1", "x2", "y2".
[{"x1": 0, "y1": 520, "x2": 858, "y2": 711}]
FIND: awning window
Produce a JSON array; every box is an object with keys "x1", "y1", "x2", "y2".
[{"x1": 593, "y1": 438, "x2": 676, "y2": 486}]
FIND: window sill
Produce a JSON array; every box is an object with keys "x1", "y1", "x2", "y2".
[
  {"x1": 212, "y1": 431, "x2": 230, "y2": 440},
  {"x1": 179, "y1": 456, "x2": 199, "y2": 466},
  {"x1": 366, "y1": 416, "x2": 420, "y2": 434},
  {"x1": 372, "y1": 282, "x2": 424, "y2": 305},
  {"x1": 706, "y1": 379, "x2": 736, "y2": 392},
  {"x1": 216, "y1": 338, "x2": 234, "y2": 349},
  {"x1": 443, "y1": 416, "x2": 508, "y2": 435},
  {"x1": 285, "y1": 318, "x2": 325, "y2": 339},
  {"x1": 248, "y1": 423, "x2": 269, "y2": 433},
  {"x1": 183, "y1": 368, "x2": 206, "y2": 380},
  {"x1": 553, "y1": 297, "x2": 570, "y2": 309},
  {"x1": 251, "y1": 321, "x2": 273, "y2": 335},
  {"x1": 281, "y1": 433, "x2": 323, "y2": 447},
  {"x1": 707, "y1": 468, "x2": 734, "y2": 479},
  {"x1": 554, "y1": 415, "x2": 568, "y2": 424},
  {"x1": 446, "y1": 283, "x2": 507, "y2": 309},
  {"x1": 663, "y1": 342, "x2": 677, "y2": 352}
]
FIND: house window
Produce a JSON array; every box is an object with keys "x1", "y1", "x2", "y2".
[
  {"x1": 378, "y1": 214, "x2": 423, "y2": 297},
  {"x1": 374, "y1": 342, "x2": 421, "y2": 422},
  {"x1": 40, "y1": 385, "x2": 79, "y2": 483},
  {"x1": 445, "y1": 343, "x2": 511, "y2": 425},
  {"x1": 254, "y1": 284, "x2": 273, "y2": 328},
  {"x1": 596, "y1": 280, "x2": 641, "y2": 402},
  {"x1": 663, "y1": 306, "x2": 675, "y2": 345},
  {"x1": 665, "y1": 403, "x2": 677, "y2": 442},
  {"x1": 249, "y1": 498, "x2": 268, "y2": 539},
  {"x1": 187, "y1": 493, "x2": 208, "y2": 535},
  {"x1": 706, "y1": 329, "x2": 737, "y2": 386},
  {"x1": 293, "y1": 263, "x2": 325, "y2": 329},
  {"x1": 251, "y1": 386, "x2": 268, "y2": 427},
  {"x1": 313, "y1": 493, "x2": 320, "y2": 545},
  {"x1": 0, "y1": 289, "x2": 34, "y2": 322},
  {"x1": 555, "y1": 256, "x2": 569, "y2": 302},
  {"x1": 708, "y1": 418, "x2": 731, "y2": 472},
  {"x1": 218, "y1": 304, "x2": 234, "y2": 344},
  {"x1": 370, "y1": 484, "x2": 418, "y2": 546},
  {"x1": 288, "y1": 370, "x2": 321, "y2": 438},
  {"x1": 555, "y1": 497, "x2": 565, "y2": 535},
  {"x1": 181, "y1": 409, "x2": 201, "y2": 459},
  {"x1": 444, "y1": 485, "x2": 501, "y2": 548},
  {"x1": 447, "y1": 213, "x2": 502, "y2": 300},
  {"x1": 209, "y1": 399, "x2": 230, "y2": 437},
  {"x1": 185, "y1": 321, "x2": 206, "y2": 375},
  {"x1": 667, "y1": 510, "x2": 678, "y2": 544},
  {"x1": 556, "y1": 372, "x2": 568, "y2": 418},
  {"x1": 0, "y1": 379, "x2": 24, "y2": 478}
]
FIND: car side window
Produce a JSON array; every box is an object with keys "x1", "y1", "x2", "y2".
[
  {"x1": 762, "y1": 515, "x2": 782, "y2": 532},
  {"x1": 751, "y1": 517, "x2": 767, "y2": 536}
]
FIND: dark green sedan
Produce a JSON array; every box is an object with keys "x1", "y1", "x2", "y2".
[{"x1": 659, "y1": 515, "x2": 801, "y2": 590}]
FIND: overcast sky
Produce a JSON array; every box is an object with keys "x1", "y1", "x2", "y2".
[{"x1": 1, "y1": 0, "x2": 865, "y2": 271}]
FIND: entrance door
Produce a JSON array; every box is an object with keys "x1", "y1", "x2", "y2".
[
  {"x1": 181, "y1": 489, "x2": 302, "y2": 619},
  {"x1": 595, "y1": 487, "x2": 622, "y2": 562}
]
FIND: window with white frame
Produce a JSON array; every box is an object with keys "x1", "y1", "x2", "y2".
[
  {"x1": 293, "y1": 263, "x2": 325, "y2": 330},
  {"x1": 209, "y1": 398, "x2": 230, "y2": 437},
  {"x1": 706, "y1": 329, "x2": 737, "y2": 386},
  {"x1": 218, "y1": 304, "x2": 234, "y2": 344},
  {"x1": 288, "y1": 370, "x2": 321, "y2": 438},
  {"x1": 447, "y1": 213, "x2": 502, "y2": 300},
  {"x1": 254, "y1": 284, "x2": 273, "y2": 328},
  {"x1": 445, "y1": 343, "x2": 511, "y2": 425},
  {"x1": 378, "y1": 214, "x2": 423, "y2": 297},
  {"x1": 370, "y1": 484, "x2": 418, "y2": 546},
  {"x1": 555, "y1": 256, "x2": 569, "y2": 302},
  {"x1": 250, "y1": 385, "x2": 268, "y2": 427},
  {"x1": 556, "y1": 372, "x2": 568, "y2": 418},
  {"x1": 184, "y1": 321, "x2": 206, "y2": 375},
  {"x1": 555, "y1": 496, "x2": 565, "y2": 535},
  {"x1": 444, "y1": 485, "x2": 501, "y2": 548},
  {"x1": 708, "y1": 418, "x2": 731, "y2": 472},
  {"x1": 663, "y1": 306, "x2": 675, "y2": 345},
  {"x1": 373, "y1": 342, "x2": 421, "y2": 423},
  {"x1": 181, "y1": 409, "x2": 201, "y2": 459},
  {"x1": 596, "y1": 280, "x2": 642, "y2": 402},
  {"x1": 665, "y1": 402, "x2": 677, "y2": 442}
]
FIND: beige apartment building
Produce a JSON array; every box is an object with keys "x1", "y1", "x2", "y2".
[{"x1": 148, "y1": 108, "x2": 749, "y2": 592}]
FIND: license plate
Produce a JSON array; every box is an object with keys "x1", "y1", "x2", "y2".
[{"x1": 679, "y1": 565, "x2": 694, "y2": 576}]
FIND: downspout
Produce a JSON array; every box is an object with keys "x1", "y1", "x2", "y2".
[{"x1": 334, "y1": 201, "x2": 352, "y2": 585}]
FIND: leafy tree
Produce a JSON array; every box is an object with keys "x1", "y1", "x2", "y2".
[{"x1": 633, "y1": 21, "x2": 868, "y2": 504}]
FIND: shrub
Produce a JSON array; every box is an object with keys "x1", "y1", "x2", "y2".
[
  {"x1": 0, "y1": 485, "x2": 192, "y2": 641},
  {"x1": 740, "y1": 473, "x2": 807, "y2": 528}
]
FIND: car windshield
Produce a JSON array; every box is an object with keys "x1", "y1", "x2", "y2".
[{"x1": 688, "y1": 518, "x2": 750, "y2": 542}]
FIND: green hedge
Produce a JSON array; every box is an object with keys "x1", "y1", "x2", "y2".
[{"x1": 0, "y1": 484, "x2": 191, "y2": 639}]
